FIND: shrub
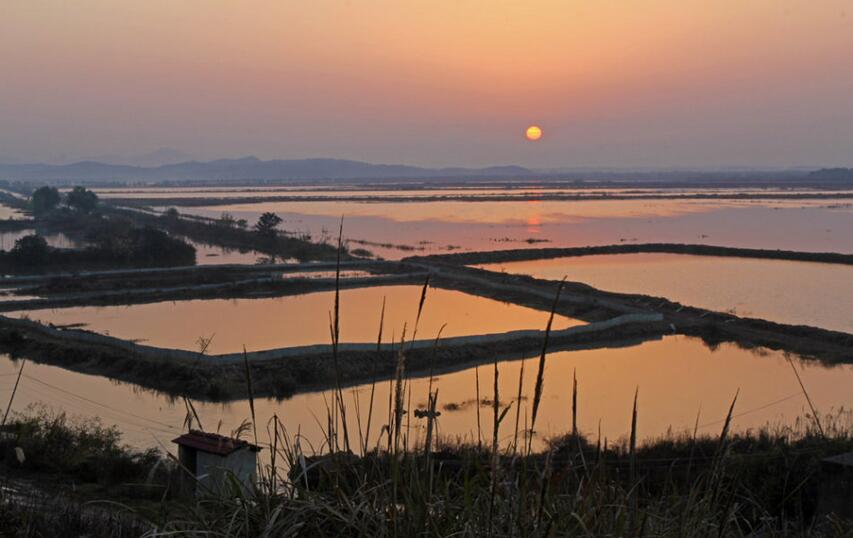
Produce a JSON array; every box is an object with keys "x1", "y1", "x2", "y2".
[
  {"x1": 1, "y1": 408, "x2": 163, "y2": 487},
  {"x1": 30, "y1": 186, "x2": 61, "y2": 215},
  {"x1": 9, "y1": 234, "x2": 50, "y2": 265}
]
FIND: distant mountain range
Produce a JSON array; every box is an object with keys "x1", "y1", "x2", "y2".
[
  {"x1": 67, "y1": 148, "x2": 197, "y2": 168},
  {"x1": 2, "y1": 155, "x2": 847, "y2": 185},
  {"x1": 0, "y1": 156, "x2": 534, "y2": 183}
]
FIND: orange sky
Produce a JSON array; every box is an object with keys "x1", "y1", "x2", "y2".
[{"x1": 1, "y1": 1, "x2": 851, "y2": 167}]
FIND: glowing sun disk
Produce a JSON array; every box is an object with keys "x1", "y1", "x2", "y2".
[{"x1": 526, "y1": 125, "x2": 542, "y2": 141}]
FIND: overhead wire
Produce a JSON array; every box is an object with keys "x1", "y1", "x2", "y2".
[
  {"x1": 8, "y1": 383, "x2": 176, "y2": 438},
  {"x1": 0, "y1": 367, "x2": 838, "y2": 463},
  {"x1": 20, "y1": 374, "x2": 180, "y2": 431}
]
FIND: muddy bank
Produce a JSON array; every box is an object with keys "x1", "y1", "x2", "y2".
[
  {"x1": 413, "y1": 243, "x2": 853, "y2": 267},
  {"x1": 1, "y1": 260, "x2": 402, "y2": 298},
  {"x1": 0, "y1": 259, "x2": 390, "y2": 285},
  {"x1": 0, "y1": 273, "x2": 426, "y2": 312},
  {"x1": 0, "y1": 312, "x2": 666, "y2": 401}
]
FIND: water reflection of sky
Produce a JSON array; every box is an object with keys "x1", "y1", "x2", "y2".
[
  {"x1": 2, "y1": 336, "x2": 850, "y2": 453},
  {"x1": 14, "y1": 285, "x2": 582, "y2": 354},
  {"x1": 171, "y1": 200, "x2": 853, "y2": 259},
  {"x1": 479, "y1": 253, "x2": 853, "y2": 334},
  {"x1": 0, "y1": 230, "x2": 81, "y2": 250}
]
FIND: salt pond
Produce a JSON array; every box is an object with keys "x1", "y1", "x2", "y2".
[
  {"x1": 477, "y1": 254, "x2": 853, "y2": 333},
  {"x1": 14, "y1": 285, "x2": 581, "y2": 354},
  {"x1": 1, "y1": 336, "x2": 848, "y2": 453},
  {"x1": 171, "y1": 198, "x2": 853, "y2": 260}
]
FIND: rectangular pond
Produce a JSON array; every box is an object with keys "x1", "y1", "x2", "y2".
[
  {"x1": 168, "y1": 197, "x2": 853, "y2": 260},
  {"x1": 476, "y1": 254, "x2": 853, "y2": 333},
  {"x1": 13, "y1": 284, "x2": 582, "y2": 354},
  {"x1": 2, "y1": 335, "x2": 850, "y2": 453}
]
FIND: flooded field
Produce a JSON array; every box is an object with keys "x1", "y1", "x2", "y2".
[
  {"x1": 169, "y1": 198, "x2": 853, "y2": 259},
  {"x1": 0, "y1": 205, "x2": 25, "y2": 220},
  {"x1": 0, "y1": 229, "x2": 82, "y2": 250},
  {"x1": 13, "y1": 285, "x2": 581, "y2": 353},
  {"x1": 1, "y1": 336, "x2": 847, "y2": 453},
  {"x1": 3, "y1": 186, "x2": 852, "y2": 463},
  {"x1": 477, "y1": 254, "x2": 853, "y2": 333},
  {"x1": 183, "y1": 238, "x2": 272, "y2": 265}
]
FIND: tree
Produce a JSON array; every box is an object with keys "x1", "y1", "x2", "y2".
[
  {"x1": 66, "y1": 186, "x2": 99, "y2": 213},
  {"x1": 31, "y1": 186, "x2": 60, "y2": 215},
  {"x1": 254, "y1": 212, "x2": 282, "y2": 237},
  {"x1": 218, "y1": 212, "x2": 236, "y2": 228},
  {"x1": 10, "y1": 235, "x2": 50, "y2": 265}
]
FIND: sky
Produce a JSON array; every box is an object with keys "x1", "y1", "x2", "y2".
[{"x1": 1, "y1": 1, "x2": 852, "y2": 168}]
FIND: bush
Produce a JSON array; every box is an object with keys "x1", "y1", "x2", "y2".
[
  {"x1": 127, "y1": 226, "x2": 196, "y2": 266},
  {"x1": 1, "y1": 408, "x2": 163, "y2": 487},
  {"x1": 9, "y1": 234, "x2": 49, "y2": 265},
  {"x1": 85, "y1": 220, "x2": 196, "y2": 266}
]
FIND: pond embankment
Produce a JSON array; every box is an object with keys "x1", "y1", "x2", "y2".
[
  {"x1": 0, "y1": 273, "x2": 426, "y2": 312},
  {"x1": 0, "y1": 260, "x2": 407, "y2": 306},
  {"x1": 411, "y1": 261, "x2": 853, "y2": 363},
  {"x1": 413, "y1": 243, "x2": 853, "y2": 266},
  {"x1": 0, "y1": 241, "x2": 850, "y2": 400},
  {"x1": 0, "y1": 311, "x2": 666, "y2": 400}
]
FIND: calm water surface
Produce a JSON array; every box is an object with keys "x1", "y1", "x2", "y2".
[
  {"x1": 171, "y1": 199, "x2": 853, "y2": 260},
  {"x1": 477, "y1": 254, "x2": 853, "y2": 333},
  {"x1": 15, "y1": 285, "x2": 580, "y2": 353},
  {"x1": 1, "y1": 336, "x2": 849, "y2": 453},
  {"x1": 0, "y1": 229, "x2": 82, "y2": 250},
  {"x1": 184, "y1": 238, "x2": 271, "y2": 265}
]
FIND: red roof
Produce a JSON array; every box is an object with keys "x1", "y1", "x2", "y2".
[{"x1": 172, "y1": 430, "x2": 261, "y2": 456}]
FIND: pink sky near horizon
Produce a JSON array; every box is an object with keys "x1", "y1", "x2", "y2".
[{"x1": 1, "y1": 1, "x2": 852, "y2": 168}]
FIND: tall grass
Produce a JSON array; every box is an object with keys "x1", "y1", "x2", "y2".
[
  {"x1": 4, "y1": 243, "x2": 853, "y2": 536},
  {"x1": 130, "y1": 398, "x2": 853, "y2": 537},
  {"x1": 124, "y1": 268, "x2": 853, "y2": 537}
]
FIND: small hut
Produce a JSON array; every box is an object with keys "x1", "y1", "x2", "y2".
[{"x1": 173, "y1": 430, "x2": 261, "y2": 497}]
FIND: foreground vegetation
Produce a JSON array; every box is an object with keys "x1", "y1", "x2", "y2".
[
  {"x1": 0, "y1": 408, "x2": 169, "y2": 536},
  {"x1": 2, "y1": 399, "x2": 853, "y2": 536}
]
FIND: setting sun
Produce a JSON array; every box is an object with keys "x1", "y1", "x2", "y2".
[
  {"x1": 525, "y1": 125, "x2": 542, "y2": 141},
  {"x1": 1, "y1": 3, "x2": 851, "y2": 531}
]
